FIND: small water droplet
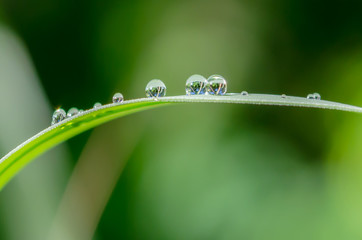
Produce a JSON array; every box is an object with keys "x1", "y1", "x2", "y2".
[
  {"x1": 207, "y1": 75, "x2": 227, "y2": 95},
  {"x1": 145, "y1": 79, "x2": 166, "y2": 98},
  {"x1": 306, "y1": 93, "x2": 321, "y2": 100},
  {"x1": 94, "y1": 102, "x2": 102, "y2": 108},
  {"x1": 307, "y1": 94, "x2": 315, "y2": 99},
  {"x1": 281, "y1": 94, "x2": 287, "y2": 98},
  {"x1": 112, "y1": 92, "x2": 124, "y2": 103},
  {"x1": 79, "y1": 109, "x2": 84, "y2": 114},
  {"x1": 241, "y1": 91, "x2": 248, "y2": 96},
  {"x1": 185, "y1": 74, "x2": 208, "y2": 95},
  {"x1": 67, "y1": 107, "x2": 79, "y2": 118},
  {"x1": 313, "y1": 92, "x2": 321, "y2": 100},
  {"x1": 51, "y1": 108, "x2": 66, "y2": 125}
]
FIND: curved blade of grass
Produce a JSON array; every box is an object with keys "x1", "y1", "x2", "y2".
[{"x1": 1, "y1": 93, "x2": 361, "y2": 189}]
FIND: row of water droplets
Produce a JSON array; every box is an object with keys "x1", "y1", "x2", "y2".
[
  {"x1": 186, "y1": 74, "x2": 227, "y2": 95},
  {"x1": 145, "y1": 74, "x2": 228, "y2": 98},
  {"x1": 146, "y1": 74, "x2": 321, "y2": 100},
  {"x1": 52, "y1": 74, "x2": 321, "y2": 125},
  {"x1": 51, "y1": 93, "x2": 125, "y2": 125}
]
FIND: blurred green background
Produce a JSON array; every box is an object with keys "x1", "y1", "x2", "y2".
[{"x1": 0, "y1": 0, "x2": 362, "y2": 239}]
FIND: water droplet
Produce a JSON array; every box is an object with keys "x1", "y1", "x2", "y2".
[
  {"x1": 67, "y1": 107, "x2": 79, "y2": 118},
  {"x1": 51, "y1": 108, "x2": 66, "y2": 125},
  {"x1": 207, "y1": 75, "x2": 227, "y2": 95},
  {"x1": 241, "y1": 91, "x2": 248, "y2": 96},
  {"x1": 306, "y1": 93, "x2": 321, "y2": 100},
  {"x1": 79, "y1": 109, "x2": 84, "y2": 114},
  {"x1": 112, "y1": 93, "x2": 124, "y2": 103},
  {"x1": 185, "y1": 74, "x2": 208, "y2": 95},
  {"x1": 313, "y1": 92, "x2": 321, "y2": 100},
  {"x1": 145, "y1": 79, "x2": 166, "y2": 98},
  {"x1": 281, "y1": 94, "x2": 287, "y2": 98},
  {"x1": 94, "y1": 102, "x2": 102, "y2": 108},
  {"x1": 307, "y1": 94, "x2": 315, "y2": 99}
]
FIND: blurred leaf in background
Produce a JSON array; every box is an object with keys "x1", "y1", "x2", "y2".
[
  {"x1": 0, "y1": 0, "x2": 362, "y2": 239},
  {"x1": 0, "y1": 23, "x2": 71, "y2": 240}
]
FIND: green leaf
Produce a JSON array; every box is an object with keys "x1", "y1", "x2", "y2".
[{"x1": 1, "y1": 93, "x2": 361, "y2": 189}]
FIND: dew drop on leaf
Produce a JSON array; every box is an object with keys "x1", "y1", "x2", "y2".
[
  {"x1": 313, "y1": 92, "x2": 321, "y2": 100},
  {"x1": 185, "y1": 74, "x2": 208, "y2": 95},
  {"x1": 145, "y1": 79, "x2": 166, "y2": 98},
  {"x1": 112, "y1": 93, "x2": 124, "y2": 103},
  {"x1": 307, "y1": 94, "x2": 315, "y2": 99},
  {"x1": 94, "y1": 102, "x2": 102, "y2": 108},
  {"x1": 67, "y1": 107, "x2": 79, "y2": 118},
  {"x1": 241, "y1": 91, "x2": 248, "y2": 96},
  {"x1": 207, "y1": 75, "x2": 227, "y2": 95},
  {"x1": 307, "y1": 93, "x2": 321, "y2": 100},
  {"x1": 51, "y1": 108, "x2": 66, "y2": 125}
]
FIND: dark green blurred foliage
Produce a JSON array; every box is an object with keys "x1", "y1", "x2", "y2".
[{"x1": 0, "y1": 0, "x2": 362, "y2": 239}]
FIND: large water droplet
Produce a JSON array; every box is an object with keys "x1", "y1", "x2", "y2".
[
  {"x1": 51, "y1": 108, "x2": 66, "y2": 125},
  {"x1": 185, "y1": 74, "x2": 208, "y2": 95},
  {"x1": 94, "y1": 102, "x2": 102, "y2": 108},
  {"x1": 207, "y1": 75, "x2": 227, "y2": 95},
  {"x1": 112, "y1": 93, "x2": 124, "y2": 103},
  {"x1": 241, "y1": 91, "x2": 248, "y2": 96},
  {"x1": 145, "y1": 79, "x2": 166, "y2": 98},
  {"x1": 313, "y1": 92, "x2": 321, "y2": 100},
  {"x1": 67, "y1": 107, "x2": 79, "y2": 118}
]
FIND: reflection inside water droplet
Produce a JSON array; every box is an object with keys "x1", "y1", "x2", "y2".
[
  {"x1": 112, "y1": 92, "x2": 124, "y2": 103},
  {"x1": 51, "y1": 108, "x2": 66, "y2": 125},
  {"x1": 185, "y1": 74, "x2": 208, "y2": 95},
  {"x1": 207, "y1": 75, "x2": 227, "y2": 95},
  {"x1": 145, "y1": 79, "x2": 166, "y2": 98},
  {"x1": 313, "y1": 92, "x2": 321, "y2": 100}
]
